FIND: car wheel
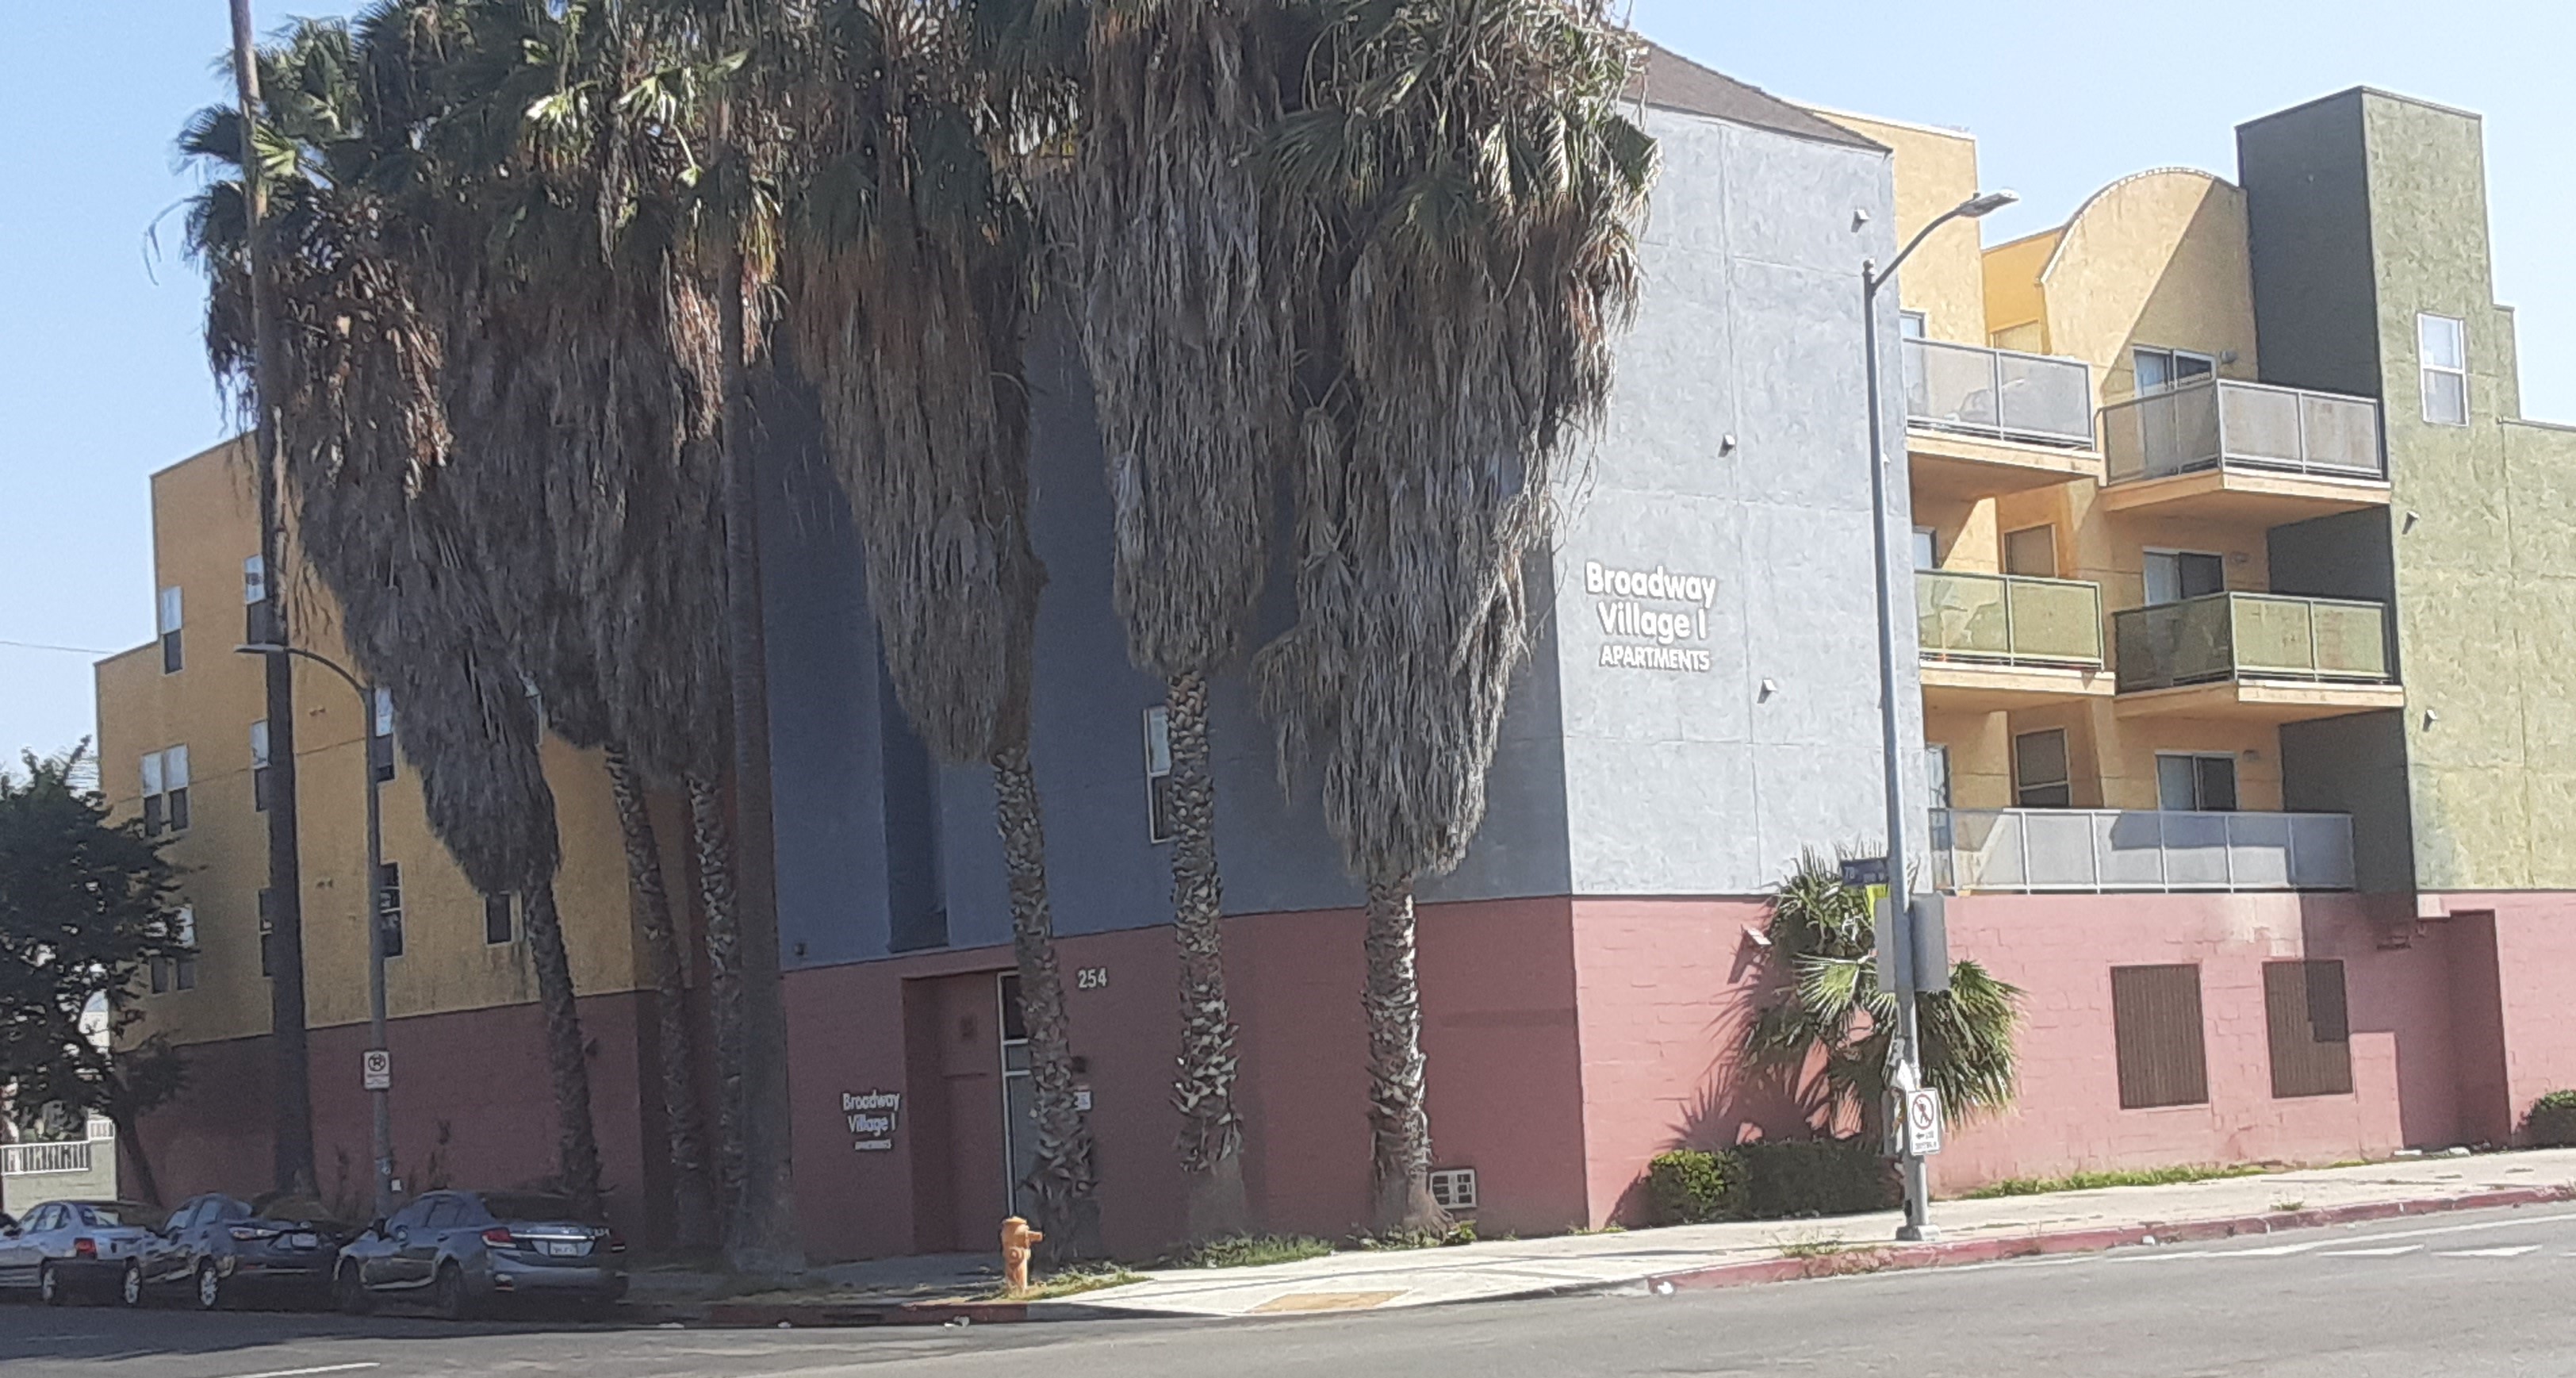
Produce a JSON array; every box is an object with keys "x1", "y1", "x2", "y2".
[
  {"x1": 119, "y1": 1263, "x2": 144, "y2": 1309},
  {"x1": 334, "y1": 1264, "x2": 373, "y2": 1317},
  {"x1": 431, "y1": 1262, "x2": 473, "y2": 1322},
  {"x1": 38, "y1": 1264, "x2": 63, "y2": 1307},
  {"x1": 195, "y1": 1262, "x2": 225, "y2": 1311}
]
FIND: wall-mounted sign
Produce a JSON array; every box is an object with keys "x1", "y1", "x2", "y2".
[
  {"x1": 842, "y1": 1090, "x2": 900, "y2": 1153},
  {"x1": 1585, "y1": 560, "x2": 1719, "y2": 673}
]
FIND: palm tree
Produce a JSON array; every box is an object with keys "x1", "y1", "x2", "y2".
[
  {"x1": 777, "y1": 2, "x2": 1100, "y2": 1257},
  {"x1": 1042, "y1": 0, "x2": 1301, "y2": 1242},
  {"x1": 1250, "y1": 0, "x2": 1658, "y2": 1232},
  {"x1": 1742, "y1": 854, "x2": 2023, "y2": 1131},
  {"x1": 184, "y1": 9, "x2": 608, "y2": 1218}
]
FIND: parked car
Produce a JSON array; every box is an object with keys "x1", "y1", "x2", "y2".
[
  {"x1": 124, "y1": 1192, "x2": 351, "y2": 1310},
  {"x1": 333, "y1": 1190, "x2": 627, "y2": 1319},
  {"x1": 0, "y1": 1200, "x2": 167, "y2": 1304}
]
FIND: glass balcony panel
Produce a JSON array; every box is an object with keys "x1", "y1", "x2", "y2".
[
  {"x1": 2101, "y1": 378, "x2": 2384, "y2": 485},
  {"x1": 1905, "y1": 339, "x2": 2094, "y2": 447},
  {"x1": 1930, "y1": 808, "x2": 2354, "y2": 892},
  {"x1": 2114, "y1": 593, "x2": 2392, "y2": 691},
  {"x1": 1917, "y1": 570, "x2": 2103, "y2": 667}
]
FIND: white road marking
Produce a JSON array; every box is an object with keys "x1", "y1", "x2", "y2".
[
  {"x1": 2320, "y1": 1246, "x2": 2422, "y2": 1257},
  {"x1": 2221, "y1": 1242, "x2": 2329, "y2": 1257},
  {"x1": 2436, "y1": 1246, "x2": 2541, "y2": 1258},
  {"x1": 218, "y1": 1364, "x2": 381, "y2": 1378}
]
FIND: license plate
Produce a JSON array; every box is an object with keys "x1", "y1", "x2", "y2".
[
  {"x1": 287, "y1": 1233, "x2": 318, "y2": 1250},
  {"x1": 541, "y1": 1240, "x2": 586, "y2": 1257}
]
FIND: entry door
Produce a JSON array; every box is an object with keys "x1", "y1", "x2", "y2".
[
  {"x1": 997, "y1": 974, "x2": 1041, "y2": 1220},
  {"x1": 927, "y1": 973, "x2": 1006, "y2": 1253}
]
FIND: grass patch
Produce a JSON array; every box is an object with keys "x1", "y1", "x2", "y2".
[
  {"x1": 1961, "y1": 1164, "x2": 2273, "y2": 1200},
  {"x1": 1007, "y1": 1265, "x2": 1144, "y2": 1301},
  {"x1": 1352, "y1": 1221, "x2": 1479, "y2": 1252},
  {"x1": 1161, "y1": 1235, "x2": 1338, "y2": 1269},
  {"x1": 1775, "y1": 1236, "x2": 1851, "y2": 1261},
  {"x1": 2270, "y1": 1199, "x2": 2307, "y2": 1213}
]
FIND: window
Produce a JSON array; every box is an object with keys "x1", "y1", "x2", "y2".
[
  {"x1": 243, "y1": 556, "x2": 273, "y2": 642},
  {"x1": 422, "y1": 1198, "x2": 466, "y2": 1233},
  {"x1": 377, "y1": 862, "x2": 404, "y2": 959},
  {"x1": 484, "y1": 892, "x2": 516, "y2": 946},
  {"x1": 370, "y1": 689, "x2": 397, "y2": 783},
  {"x1": 2265, "y1": 960, "x2": 2355, "y2": 1099},
  {"x1": 1924, "y1": 745, "x2": 1953, "y2": 812},
  {"x1": 2156, "y1": 753, "x2": 2239, "y2": 812},
  {"x1": 1142, "y1": 706, "x2": 1176, "y2": 845},
  {"x1": 158, "y1": 585, "x2": 184, "y2": 674},
  {"x1": 140, "y1": 747, "x2": 190, "y2": 835},
  {"x1": 2419, "y1": 313, "x2": 2467, "y2": 426},
  {"x1": 1898, "y1": 310, "x2": 1926, "y2": 340},
  {"x1": 2110, "y1": 964, "x2": 2209, "y2": 1108},
  {"x1": 2142, "y1": 549, "x2": 2225, "y2": 605},
  {"x1": 2013, "y1": 728, "x2": 2072, "y2": 808},
  {"x1": 251, "y1": 720, "x2": 272, "y2": 812},
  {"x1": 2003, "y1": 525, "x2": 2057, "y2": 578},
  {"x1": 2133, "y1": 346, "x2": 2215, "y2": 395},
  {"x1": 155, "y1": 906, "x2": 198, "y2": 993},
  {"x1": 1911, "y1": 526, "x2": 1938, "y2": 572},
  {"x1": 258, "y1": 888, "x2": 276, "y2": 977}
]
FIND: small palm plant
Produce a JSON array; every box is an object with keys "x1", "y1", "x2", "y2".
[{"x1": 1743, "y1": 852, "x2": 2023, "y2": 1132}]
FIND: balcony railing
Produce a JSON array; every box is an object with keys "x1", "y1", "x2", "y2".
[
  {"x1": 1917, "y1": 570, "x2": 2104, "y2": 668},
  {"x1": 1932, "y1": 808, "x2": 2356, "y2": 892},
  {"x1": 0, "y1": 1117, "x2": 109, "y2": 1177},
  {"x1": 2113, "y1": 593, "x2": 2393, "y2": 693},
  {"x1": 1903, "y1": 338, "x2": 2096, "y2": 449},
  {"x1": 2101, "y1": 376, "x2": 2385, "y2": 485}
]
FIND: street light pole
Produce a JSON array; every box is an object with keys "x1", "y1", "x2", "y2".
[
  {"x1": 1861, "y1": 188, "x2": 2016, "y2": 1244},
  {"x1": 240, "y1": 643, "x2": 391, "y2": 1218}
]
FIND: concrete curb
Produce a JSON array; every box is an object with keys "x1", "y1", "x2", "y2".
[
  {"x1": 1643, "y1": 1185, "x2": 2576, "y2": 1293},
  {"x1": 629, "y1": 1296, "x2": 1161, "y2": 1328}
]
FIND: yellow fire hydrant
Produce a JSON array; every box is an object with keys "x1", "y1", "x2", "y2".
[{"x1": 1002, "y1": 1216, "x2": 1045, "y2": 1297}]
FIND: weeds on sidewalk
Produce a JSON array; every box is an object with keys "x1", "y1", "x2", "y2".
[
  {"x1": 1353, "y1": 1221, "x2": 1479, "y2": 1251},
  {"x1": 2271, "y1": 1199, "x2": 2306, "y2": 1212},
  {"x1": 1163, "y1": 1236, "x2": 1338, "y2": 1269},
  {"x1": 1962, "y1": 1164, "x2": 2272, "y2": 1199},
  {"x1": 1772, "y1": 1230, "x2": 1892, "y2": 1276},
  {"x1": 1000, "y1": 1265, "x2": 1144, "y2": 1301}
]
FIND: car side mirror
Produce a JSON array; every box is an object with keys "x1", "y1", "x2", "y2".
[{"x1": 367, "y1": 1219, "x2": 387, "y2": 1238}]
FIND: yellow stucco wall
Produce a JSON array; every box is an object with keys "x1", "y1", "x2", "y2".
[
  {"x1": 99, "y1": 440, "x2": 649, "y2": 1052},
  {"x1": 1980, "y1": 230, "x2": 2058, "y2": 349},
  {"x1": 1808, "y1": 106, "x2": 1988, "y2": 346}
]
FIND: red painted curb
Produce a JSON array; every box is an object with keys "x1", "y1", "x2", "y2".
[
  {"x1": 1643, "y1": 1185, "x2": 2576, "y2": 1293},
  {"x1": 669, "y1": 1299, "x2": 1032, "y2": 1328}
]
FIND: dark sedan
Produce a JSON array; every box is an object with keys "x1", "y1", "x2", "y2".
[
  {"x1": 0, "y1": 1200, "x2": 164, "y2": 1303},
  {"x1": 125, "y1": 1192, "x2": 351, "y2": 1310},
  {"x1": 334, "y1": 1190, "x2": 627, "y2": 1319}
]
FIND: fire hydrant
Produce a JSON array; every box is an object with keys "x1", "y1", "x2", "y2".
[{"x1": 1001, "y1": 1217, "x2": 1045, "y2": 1297}]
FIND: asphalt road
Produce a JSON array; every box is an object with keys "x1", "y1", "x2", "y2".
[{"x1": 9, "y1": 1203, "x2": 2576, "y2": 1376}]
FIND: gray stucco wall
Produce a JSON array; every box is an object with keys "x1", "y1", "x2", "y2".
[{"x1": 767, "y1": 102, "x2": 1915, "y2": 969}]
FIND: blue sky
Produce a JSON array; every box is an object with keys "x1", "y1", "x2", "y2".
[{"x1": 3, "y1": 1, "x2": 2570, "y2": 761}]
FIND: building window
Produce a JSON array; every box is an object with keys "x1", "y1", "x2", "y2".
[
  {"x1": 158, "y1": 585, "x2": 185, "y2": 674},
  {"x1": 2264, "y1": 959, "x2": 2354, "y2": 1099},
  {"x1": 484, "y1": 892, "x2": 516, "y2": 946},
  {"x1": 2141, "y1": 549, "x2": 2225, "y2": 605},
  {"x1": 2013, "y1": 728, "x2": 2072, "y2": 809},
  {"x1": 1142, "y1": 706, "x2": 1176, "y2": 845},
  {"x1": 2133, "y1": 346, "x2": 2216, "y2": 395},
  {"x1": 1898, "y1": 310, "x2": 1926, "y2": 340},
  {"x1": 2003, "y1": 525, "x2": 2057, "y2": 578},
  {"x1": 2110, "y1": 963, "x2": 2209, "y2": 1109},
  {"x1": 258, "y1": 887, "x2": 276, "y2": 978},
  {"x1": 154, "y1": 906, "x2": 198, "y2": 994},
  {"x1": 377, "y1": 862, "x2": 404, "y2": 959},
  {"x1": 251, "y1": 720, "x2": 272, "y2": 812},
  {"x1": 2419, "y1": 313, "x2": 2468, "y2": 426},
  {"x1": 370, "y1": 689, "x2": 397, "y2": 783},
  {"x1": 1911, "y1": 526, "x2": 1938, "y2": 572},
  {"x1": 140, "y1": 746, "x2": 190, "y2": 835},
  {"x1": 243, "y1": 555, "x2": 274, "y2": 643},
  {"x1": 1924, "y1": 744, "x2": 1953, "y2": 812},
  {"x1": 2156, "y1": 752, "x2": 2240, "y2": 812}
]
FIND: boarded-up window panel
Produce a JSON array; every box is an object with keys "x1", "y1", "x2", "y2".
[
  {"x1": 2111, "y1": 964, "x2": 2209, "y2": 1109},
  {"x1": 2265, "y1": 960, "x2": 2356, "y2": 1098}
]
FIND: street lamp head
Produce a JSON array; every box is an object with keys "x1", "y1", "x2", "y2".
[
  {"x1": 236, "y1": 643, "x2": 289, "y2": 657},
  {"x1": 1957, "y1": 189, "x2": 2019, "y2": 219}
]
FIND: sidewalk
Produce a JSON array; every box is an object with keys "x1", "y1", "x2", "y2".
[{"x1": 1050, "y1": 1148, "x2": 2576, "y2": 1319}]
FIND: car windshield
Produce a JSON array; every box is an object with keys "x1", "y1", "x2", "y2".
[
  {"x1": 83, "y1": 1203, "x2": 165, "y2": 1230},
  {"x1": 478, "y1": 1194, "x2": 592, "y2": 1223},
  {"x1": 250, "y1": 1194, "x2": 342, "y2": 1227}
]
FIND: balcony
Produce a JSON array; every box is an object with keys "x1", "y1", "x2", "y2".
[
  {"x1": 2113, "y1": 592, "x2": 2403, "y2": 722},
  {"x1": 1916, "y1": 570, "x2": 2113, "y2": 710},
  {"x1": 1932, "y1": 808, "x2": 2356, "y2": 893},
  {"x1": 1903, "y1": 338, "x2": 2104, "y2": 497},
  {"x1": 2099, "y1": 377, "x2": 2390, "y2": 522}
]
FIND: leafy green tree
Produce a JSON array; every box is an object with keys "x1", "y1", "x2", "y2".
[
  {"x1": 1743, "y1": 853, "x2": 2023, "y2": 1134},
  {"x1": 0, "y1": 747, "x2": 193, "y2": 1206}
]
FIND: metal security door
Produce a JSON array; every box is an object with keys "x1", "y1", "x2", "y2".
[{"x1": 995, "y1": 974, "x2": 1041, "y2": 1220}]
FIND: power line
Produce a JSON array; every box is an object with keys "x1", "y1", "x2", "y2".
[{"x1": 0, "y1": 638, "x2": 117, "y2": 656}]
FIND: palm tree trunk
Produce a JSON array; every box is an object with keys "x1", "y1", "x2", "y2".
[
  {"x1": 1164, "y1": 670, "x2": 1248, "y2": 1239},
  {"x1": 111, "y1": 1112, "x2": 163, "y2": 1210},
  {"x1": 1363, "y1": 876, "x2": 1447, "y2": 1234},
  {"x1": 990, "y1": 742, "x2": 1101, "y2": 1261},
  {"x1": 686, "y1": 773, "x2": 746, "y2": 1216},
  {"x1": 520, "y1": 881, "x2": 605, "y2": 1219},
  {"x1": 608, "y1": 748, "x2": 715, "y2": 1252}
]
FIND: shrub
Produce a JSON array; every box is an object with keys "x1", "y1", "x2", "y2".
[
  {"x1": 2526, "y1": 1090, "x2": 2576, "y2": 1147},
  {"x1": 1736, "y1": 1137, "x2": 1901, "y2": 1219},
  {"x1": 1647, "y1": 1150, "x2": 1746, "y2": 1225}
]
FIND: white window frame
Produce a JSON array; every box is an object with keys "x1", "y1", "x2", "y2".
[
  {"x1": 2141, "y1": 547, "x2": 2227, "y2": 606},
  {"x1": 2419, "y1": 313, "x2": 2468, "y2": 426},
  {"x1": 1142, "y1": 706, "x2": 1175, "y2": 845},
  {"x1": 1898, "y1": 310, "x2": 1927, "y2": 341},
  {"x1": 1911, "y1": 526, "x2": 1938, "y2": 572},
  {"x1": 157, "y1": 585, "x2": 185, "y2": 674},
  {"x1": 2132, "y1": 345, "x2": 2217, "y2": 396}
]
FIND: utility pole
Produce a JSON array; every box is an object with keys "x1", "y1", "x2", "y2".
[
  {"x1": 228, "y1": 0, "x2": 317, "y2": 1200},
  {"x1": 1860, "y1": 187, "x2": 2016, "y2": 1244}
]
